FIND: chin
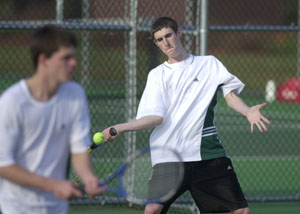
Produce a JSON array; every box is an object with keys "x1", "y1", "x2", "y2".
[
  {"x1": 65, "y1": 72, "x2": 74, "y2": 81},
  {"x1": 59, "y1": 77, "x2": 72, "y2": 83}
]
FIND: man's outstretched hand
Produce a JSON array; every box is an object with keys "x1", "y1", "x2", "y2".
[{"x1": 246, "y1": 103, "x2": 271, "y2": 133}]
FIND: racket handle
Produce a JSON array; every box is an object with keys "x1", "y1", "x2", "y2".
[
  {"x1": 89, "y1": 144, "x2": 98, "y2": 151},
  {"x1": 109, "y1": 127, "x2": 117, "y2": 136}
]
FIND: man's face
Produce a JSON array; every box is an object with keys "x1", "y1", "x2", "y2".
[
  {"x1": 153, "y1": 27, "x2": 181, "y2": 59},
  {"x1": 44, "y1": 46, "x2": 77, "y2": 83}
]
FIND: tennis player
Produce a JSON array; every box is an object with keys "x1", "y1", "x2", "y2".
[
  {"x1": 102, "y1": 17, "x2": 270, "y2": 214},
  {"x1": 0, "y1": 25, "x2": 104, "y2": 214}
]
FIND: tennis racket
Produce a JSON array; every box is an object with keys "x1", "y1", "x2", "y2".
[{"x1": 81, "y1": 144, "x2": 185, "y2": 205}]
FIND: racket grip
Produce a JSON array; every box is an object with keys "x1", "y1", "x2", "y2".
[
  {"x1": 89, "y1": 144, "x2": 97, "y2": 151},
  {"x1": 109, "y1": 127, "x2": 117, "y2": 136}
]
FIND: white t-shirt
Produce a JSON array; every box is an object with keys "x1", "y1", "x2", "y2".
[
  {"x1": 0, "y1": 80, "x2": 91, "y2": 214},
  {"x1": 136, "y1": 55, "x2": 245, "y2": 166}
]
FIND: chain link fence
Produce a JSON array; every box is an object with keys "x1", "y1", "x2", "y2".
[{"x1": 1, "y1": 0, "x2": 299, "y2": 213}]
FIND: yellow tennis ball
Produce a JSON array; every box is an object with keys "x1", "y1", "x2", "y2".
[{"x1": 93, "y1": 132, "x2": 104, "y2": 144}]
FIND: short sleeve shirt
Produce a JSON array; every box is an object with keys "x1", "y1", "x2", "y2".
[{"x1": 136, "y1": 55, "x2": 244, "y2": 166}]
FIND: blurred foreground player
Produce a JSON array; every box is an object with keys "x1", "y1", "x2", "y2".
[{"x1": 0, "y1": 25, "x2": 104, "y2": 214}]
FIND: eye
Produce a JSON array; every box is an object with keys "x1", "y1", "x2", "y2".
[
  {"x1": 63, "y1": 54, "x2": 75, "y2": 61},
  {"x1": 156, "y1": 38, "x2": 163, "y2": 42},
  {"x1": 64, "y1": 56, "x2": 71, "y2": 60},
  {"x1": 165, "y1": 33, "x2": 172, "y2": 38}
]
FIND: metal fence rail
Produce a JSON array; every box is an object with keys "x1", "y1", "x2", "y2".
[{"x1": 1, "y1": 0, "x2": 300, "y2": 213}]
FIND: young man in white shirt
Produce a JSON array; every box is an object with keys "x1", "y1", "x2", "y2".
[
  {"x1": 0, "y1": 25, "x2": 104, "y2": 214},
  {"x1": 102, "y1": 17, "x2": 270, "y2": 214}
]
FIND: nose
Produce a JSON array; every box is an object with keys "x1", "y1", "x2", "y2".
[
  {"x1": 162, "y1": 37, "x2": 169, "y2": 46},
  {"x1": 71, "y1": 58, "x2": 77, "y2": 67}
]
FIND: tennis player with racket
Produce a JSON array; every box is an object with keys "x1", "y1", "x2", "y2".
[
  {"x1": 0, "y1": 25, "x2": 104, "y2": 214},
  {"x1": 102, "y1": 17, "x2": 270, "y2": 214}
]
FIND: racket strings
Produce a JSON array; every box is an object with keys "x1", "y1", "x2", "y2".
[{"x1": 122, "y1": 148, "x2": 184, "y2": 204}]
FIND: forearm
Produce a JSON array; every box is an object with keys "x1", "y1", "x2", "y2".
[
  {"x1": 225, "y1": 91, "x2": 271, "y2": 133},
  {"x1": 71, "y1": 153, "x2": 96, "y2": 183},
  {"x1": 71, "y1": 153, "x2": 106, "y2": 197},
  {"x1": 0, "y1": 164, "x2": 57, "y2": 192},
  {"x1": 115, "y1": 115, "x2": 163, "y2": 134},
  {"x1": 224, "y1": 92, "x2": 250, "y2": 116}
]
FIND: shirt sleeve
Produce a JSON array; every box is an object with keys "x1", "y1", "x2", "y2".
[
  {"x1": 214, "y1": 57, "x2": 245, "y2": 97},
  {"x1": 136, "y1": 69, "x2": 166, "y2": 119},
  {"x1": 69, "y1": 86, "x2": 91, "y2": 154},
  {"x1": 0, "y1": 96, "x2": 19, "y2": 167}
]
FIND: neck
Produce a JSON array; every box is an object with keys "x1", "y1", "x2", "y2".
[
  {"x1": 26, "y1": 73, "x2": 60, "y2": 102},
  {"x1": 167, "y1": 51, "x2": 190, "y2": 64}
]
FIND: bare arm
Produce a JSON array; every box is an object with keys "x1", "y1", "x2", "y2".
[
  {"x1": 0, "y1": 154, "x2": 105, "y2": 200},
  {"x1": 0, "y1": 164, "x2": 82, "y2": 200},
  {"x1": 102, "y1": 115, "x2": 163, "y2": 142},
  {"x1": 224, "y1": 92, "x2": 271, "y2": 133},
  {"x1": 71, "y1": 152, "x2": 105, "y2": 196}
]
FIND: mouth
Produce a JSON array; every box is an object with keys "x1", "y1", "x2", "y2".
[
  {"x1": 67, "y1": 70, "x2": 74, "y2": 78},
  {"x1": 166, "y1": 48, "x2": 175, "y2": 53}
]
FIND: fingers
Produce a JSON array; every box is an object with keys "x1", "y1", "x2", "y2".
[
  {"x1": 247, "y1": 103, "x2": 271, "y2": 133},
  {"x1": 255, "y1": 121, "x2": 263, "y2": 133},
  {"x1": 66, "y1": 182, "x2": 83, "y2": 199},
  {"x1": 261, "y1": 115, "x2": 271, "y2": 125},
  {"x1": 255, "y1": 113, "x2": 270, "y2": 132},
  {"x1": 102, "y1": 129, "x2": 111, "y2": 143},
  {"x1": 85, "y1": 185, "x2": 106, "y2": 197},
  {"x1": 83, "y1": 177, "x2": 106, "y2": 199},
  {"x1": 53, "y1": 181, "x2": 83, "y2": 200},
  {"x1": 259, "y1": 102, "x2": 268, "y2": 108},
  {"x1": 252, "y1": 119, "x2": 269, "y2": 133},
  {"x1": 259, "y1": 120, "x2": 268, "y2": 132},
  {"x1": 71, "y1": 186, "x2": 84, "y2": 198},
  {"x1": 102, "y1": 127, "x2": 118, "y2": 143}
]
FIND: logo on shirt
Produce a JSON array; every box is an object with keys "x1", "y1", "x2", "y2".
[{"x1": 227, "y1": 165, "x2": 232, "y2": 170}]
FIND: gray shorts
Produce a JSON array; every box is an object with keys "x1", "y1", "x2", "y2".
[
  {"x1": 148, "y1": 157, "x2": 248, "y2": 213},
  {"x1": 147, "y1": 162, "x2": 183, "y2": 202}
]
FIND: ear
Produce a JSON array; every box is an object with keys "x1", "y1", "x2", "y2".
[
  {"x1": 177, "y1": 28, "x2": 182, "y2": 38},
  {"x1": 37, "y1": 53, "x2": 47, "y2": 67}
]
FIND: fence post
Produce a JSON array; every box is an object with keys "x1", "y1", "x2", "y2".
[
  {"x1": 184, "y1": 0, "x2": 194, "y2": 53},
  {"x1": 81, "y1": 0, "x2": 91, "y2": 85},
  {"x1": 200, "y1": 0, "x2": 208, "y2": 56},
  {"x1": 56, "y1": 0, "x2": 64, "y2": 24},
  {"x1": 124, "y1": 0, "x2": 138, "y2": 203},
  {"x1": 298, "y1": 0, "x2": 300, "y2": 76}
]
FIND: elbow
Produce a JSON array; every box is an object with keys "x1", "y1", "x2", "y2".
[
  {"x1": 141, "y1": 115, "x2": 163, "y2": 129},
  {"x1": 224, "y1": 92, "x2": 236, "y2": 109},
  {"x1": 152, "y1": 116, "x2": 163, "y2": 127},
  {"x1": 157, "y1": 117, "x2": 163, "y2": 125}
]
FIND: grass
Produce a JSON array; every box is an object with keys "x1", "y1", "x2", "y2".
[
  {"x1": 69, "y1": 206, "x2": 143, "y2": 214},
  {"x1": 69, "y1": 201, "x2": 300, "y2": 214},
  {"x1": 248, "y1": 201, "x2": 300, "y2": 214},
  {"x1": 234, "y1": 158, "x2": 300, "y2": 197}
]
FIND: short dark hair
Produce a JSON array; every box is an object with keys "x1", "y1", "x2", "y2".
[
  {"x1": 29, "y1": 25, "x2": 77, "y2": 69},
  {"x1": 151, "y1": 17, "x2": 178, "y2": 40}
]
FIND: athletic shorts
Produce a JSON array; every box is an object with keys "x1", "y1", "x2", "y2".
[{"x1": 148, "y1": 157, "x2": 248, "y2": 214}]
